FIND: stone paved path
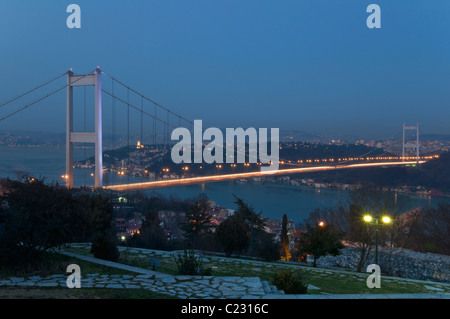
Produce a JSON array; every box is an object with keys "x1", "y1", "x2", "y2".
[
  {"x1": 1, "y1": 244, "x2": 449, "y2": 299},
  {"x1": 0, "y1": 249, "x2": 284, "y2": 299},
  {"x1": 0, "y1": 273, "x2": 279, "y2": 299}
]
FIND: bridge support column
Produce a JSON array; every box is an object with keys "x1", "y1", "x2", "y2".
[
  {"x1": 402, "y1": 123, "x2": 420, "y2": 163},
  {"x1": 66, "y1": 68, "x2": 103, "y2": 188}
]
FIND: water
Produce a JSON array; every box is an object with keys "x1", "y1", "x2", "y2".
[
  {"x1": 153, "y1": 181, "x2": 351, "y2": 223},
  {"x1": 152, "y1": 181, "x2": 446, "y2": 224},
  {"x1": 0, "y1": 145, "x2": 448, "y2": 224},
  {"x1": 0, "y1": 145, "x2": 94, "y2": 185}
]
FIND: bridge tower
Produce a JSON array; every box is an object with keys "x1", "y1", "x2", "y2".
[
  {"x1": 66, "y1": 68, "x2": 103, "y2": 188},
  {"x1": 402, "y1": 123, "x2": 419, "y2": 162}
]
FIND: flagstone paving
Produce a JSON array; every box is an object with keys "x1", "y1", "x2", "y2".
[
  {"x1": 1, "y1": 243, "x2": 449, "y2": 299},
  {"x1": 0, "y1": 247, "x2": 283, "y2": 299},
  {"x1": 0, "y1": 269, "x2": 281, "y2": 299}
]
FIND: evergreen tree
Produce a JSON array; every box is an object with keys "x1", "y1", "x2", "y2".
[
  {"x1": 181, "y1": 199, "x2": 212, "y2": 248},
  {"x1": 233, "y1": 196, "x2": 266, "y2": 231},
  {"x1": 296, "y1": 222, "x2": 344, "y2": 267},
  {"x1": 130, "y1": 210, "x2": 168, "y2": 250},
  {"x1": 233, "y1": 196, "x2": 266, "y2": 257},
  {"x1": 215, "y1": 215, "x2": 249, "y2": 257},
  {"x1": 280, "y1": 214, "x2": 291, "y2": 261}
]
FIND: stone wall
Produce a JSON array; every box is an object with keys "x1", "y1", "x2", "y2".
[{"x1": 316, "y1": 246, "x2": 450, "y2": 283}]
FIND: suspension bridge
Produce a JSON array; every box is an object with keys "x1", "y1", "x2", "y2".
[{"x1": 0, "y1": 67, "x2": 434, "y2": 191}]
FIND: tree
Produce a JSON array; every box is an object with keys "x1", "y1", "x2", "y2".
[
  {"x1": 296, "y1": 222, "x2": 344, "y2": 267},
  {"x1": 215, "y1": 215, "x2": 249, "y2": 257},
  {"x1": 345, "y1": 185, "x2": 395, "y2": 271},
  {"x1": 402, "y1": 203, "x2": 450, "y2": 255},
  {"x1": 253, "y1": 229, "x2": 280, "y2": 262},
  {"x1": 303, "y1": 206, "x2": 349, "y2": 234},
  {"x1": 233, "y1": 196, "x2": 266, "y2": 231},
  {"x1": 130, "y1": 210, "x2": 168, "y2": 250},
  {"x1": 0, "y1": 178, "x2": 90, "y2": 271},
  {"x1": 76, "y1": 193, "x2": 120, "y2": 262},
  {"x1": 1, "y1": 178, "x2": 83, "y2": 251},
  {"x1": 280, "y1": 214, "x2": 291, "y2": 261},
  {"x1": 347, "y1": 203, "x2": 375, "y2": 271},
  {"x1": 181, "y1": 199, "x2": 213, "y2": 248},
  {"x1": 233, "y1": 196, "x2": 266, "y2": 257}
]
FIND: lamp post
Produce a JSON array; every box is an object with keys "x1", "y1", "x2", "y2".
[{"x1": 363, "y1": 214, "x2": 391, "y2": 265}]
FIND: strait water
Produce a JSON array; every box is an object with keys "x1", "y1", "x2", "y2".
[{"x1": 0, "y1": 145, "x2": 447, "y2": 224}]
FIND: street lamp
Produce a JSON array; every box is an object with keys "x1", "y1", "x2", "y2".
[{"x1": 363, "y1": 214, "x2": 392, "y2": 265}]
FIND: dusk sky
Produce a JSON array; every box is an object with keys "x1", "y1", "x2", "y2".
[{"x1": 1, "y1": 0, "x2": 450, "y2": 140}]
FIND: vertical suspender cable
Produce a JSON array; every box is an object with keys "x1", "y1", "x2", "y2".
[
  {"x1": 154, "y1": 104, "x2": 156, "y2": 146},
  {"x1": 127, "y1": 88, "x2": 130, "y2": 187},
  {"x1": 110, "y1": 79, "x2": 116, "y2": 188},
  {"x1": 141, "y1": 96, "x2": 144, "y2": 146},
  {"x1": 166, "y1": 111, "x2": 169, "y2": 166},
  {"x1": 166, "y1": 112, "x2": 169, "y2": 146},
  {"x1": 84, "y1": 86, "x2": 87, "y2": 186}
]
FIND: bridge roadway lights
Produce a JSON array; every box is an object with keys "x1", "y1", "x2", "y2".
[{"x1": 103, "y1": 160, "x2": 426, "y2": 192}]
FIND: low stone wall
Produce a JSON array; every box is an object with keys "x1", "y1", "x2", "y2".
[{"x1": 316, "y1": 247, "x2": 450, "y2": 283}]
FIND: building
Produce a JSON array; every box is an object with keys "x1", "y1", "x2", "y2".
[
  {"x1": 115, "y1": 218, "x2": 127, "y2": 239},
  {"x1": 126, "y1": 219, "x2": 142, "y2": 236}
]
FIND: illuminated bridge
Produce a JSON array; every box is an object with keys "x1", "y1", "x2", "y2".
[
  {"x1": 103, "y1": 160, "x2": 428, "y2": 192},
  {"x1": 0, "y1": 67, "x2": 434, "y2": 191}
]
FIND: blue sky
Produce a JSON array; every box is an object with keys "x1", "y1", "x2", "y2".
[{"x1": 1, "y1": 0, "x2": 450, "y2": 139}]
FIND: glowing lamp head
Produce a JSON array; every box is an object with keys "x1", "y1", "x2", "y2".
[
  {"x1": 382, "y1": 216, "x2": 391, "y2": 224},
  {"x1": 363, "y1": 215, "x2": 372, "y2": 222},
  {"x1": 318, "y1": 221, "x2": 325, "y2": 227}
]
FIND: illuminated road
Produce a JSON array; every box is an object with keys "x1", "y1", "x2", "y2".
[{"x1": 103, "y1": 160, "x2": 426, "y2": 191}]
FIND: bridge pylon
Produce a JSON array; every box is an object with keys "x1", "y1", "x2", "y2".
[
  {"x1": 402, "y1": 123, "x2": 419, "y2": 163},
  {"x1": 66, "y1": 68, "x2": 103, "y2": 188}
]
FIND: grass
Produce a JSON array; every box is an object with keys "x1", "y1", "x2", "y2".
[
  {"x1": 4, "y1": 244, "x2": 448, "y2": 298},
  {"x1": 0, "y1": 250, "x2": 133, "y2": 279},
  {"x1": 0, "y1": 249, "x2": 175, "y2": 299},
  {"x1": 64, "y1": 244, "x2": 450, "y2": 295}
]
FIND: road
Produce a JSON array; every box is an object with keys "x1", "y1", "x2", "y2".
[{"x1": 103, "y1": 160, "x2": 425, "y2": 191}]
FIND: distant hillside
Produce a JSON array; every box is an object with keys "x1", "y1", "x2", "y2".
[
  {"x1": 299, "y1": 151, "x2": 450, "y2": 192},
  {"x1": 420, "y1": 134, "x2": 450, "y2": 142},
  {"x1": 279, "y1": 142, "x2": 393, "y2": 161}
]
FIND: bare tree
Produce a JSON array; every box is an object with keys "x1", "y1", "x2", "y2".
[{"x1": 345, "y1": 184, "x2": 397, "y2": 272}]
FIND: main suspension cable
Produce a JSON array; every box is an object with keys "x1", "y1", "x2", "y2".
[{"x1": 0, "y1": 72, "x2": 67, "y2": 109}]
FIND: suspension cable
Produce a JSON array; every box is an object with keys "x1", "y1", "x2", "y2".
[
  {"x1": 101, "y1": 71, "x2": 193, "y2": 127},
  {"x1": 0, "y1": 72, "x2": 67, "y2": 109},
  {"x1": 101, "y1": 89, "x2": 178, "y2": 129},
  {"x1": 0, "y1": 70, "x2": 96, "y2": 122}
]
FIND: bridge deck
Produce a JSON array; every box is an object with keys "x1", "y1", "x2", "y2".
[{"x1": 103, "y1": 161, "x2": 424, "y2": 191}]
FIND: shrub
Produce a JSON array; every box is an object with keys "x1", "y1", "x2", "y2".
[
  {"x1": 272, "y1": 269, "x2": 308, "y2": 294},
  {"x1": 91, "y1": 236, "x2": 120, "y2": 262},
  {"x1": 0, "y1": 241, "x2": 45, "y2": 275},
  {"x1": 174, "y1": 249, "x2": 212, "y2": 276}
]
